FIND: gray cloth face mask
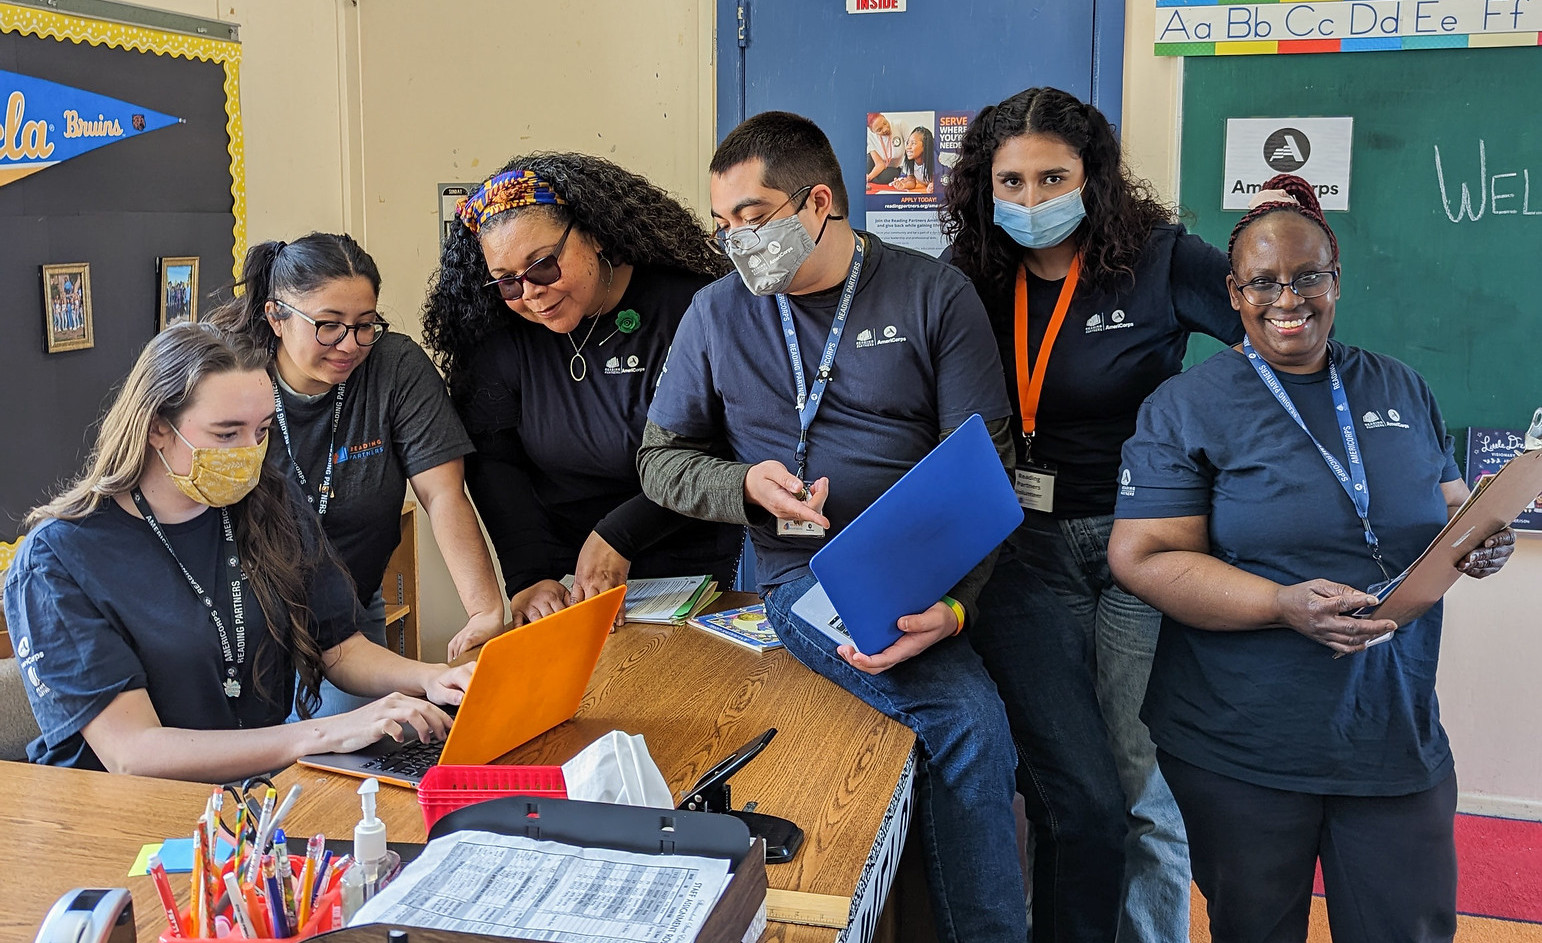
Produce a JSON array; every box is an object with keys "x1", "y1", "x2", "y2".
[{"x1": 723, "y1": 214, "x2": 817, "y2": 296}]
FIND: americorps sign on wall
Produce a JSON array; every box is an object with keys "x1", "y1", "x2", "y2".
[
  {"x1": 1223, "y1": 117, "x2": 1354, "y2": 211},
  {"x1": 0, "y1": 68, "x2": 181, "y2": 188}
]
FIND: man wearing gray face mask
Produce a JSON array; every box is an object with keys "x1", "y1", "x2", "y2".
[{"x1": 638, "y1": 111, "x2": 1027, "y2": 943}]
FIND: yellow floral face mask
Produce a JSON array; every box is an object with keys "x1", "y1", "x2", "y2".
[{"x1": 157, "y1": 422, "x2": 268, "y2": 507}]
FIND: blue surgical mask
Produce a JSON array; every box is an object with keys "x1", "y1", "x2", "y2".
[{"x1": 993, "y1": 188, "x2": 1087, "y2": 250}]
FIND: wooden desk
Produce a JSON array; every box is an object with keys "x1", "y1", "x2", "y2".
[{"x1": 0, "y1": 602, "x2": 916, "y2": 943}]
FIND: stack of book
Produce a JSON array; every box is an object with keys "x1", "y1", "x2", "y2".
[{"x1": 688, "y1": 604, "x2": 781, "y2": 653}]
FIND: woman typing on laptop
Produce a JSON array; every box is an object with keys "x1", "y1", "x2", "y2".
[{"x1": 4, "y1": 324, "x2": 472, "y2": 783}]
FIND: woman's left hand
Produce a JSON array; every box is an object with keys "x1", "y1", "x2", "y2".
[
  {"x1": 1457, "y1": 526, "x2": 1516, "y2": 579},
  {"x1": 421, "y1": 661, "x2": 475, "y2": 705},
  {"x1": 573, "y1": 530, "x2": 631, "y2": 628}
]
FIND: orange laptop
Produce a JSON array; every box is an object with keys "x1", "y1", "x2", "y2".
[{"x1": 298, "y1": 584, "x2": 624, "y2": 788}]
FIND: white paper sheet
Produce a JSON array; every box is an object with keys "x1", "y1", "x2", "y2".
[{"x1": 350, "y1": 829, "x2": 731, "y2": 942}]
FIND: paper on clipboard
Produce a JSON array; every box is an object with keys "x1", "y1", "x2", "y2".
[{"x1": 1364, "y1": 446, "x2": 1542, "y2": 629}]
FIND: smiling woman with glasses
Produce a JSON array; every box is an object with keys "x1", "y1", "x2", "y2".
[
  {"x1": 1109, "y1": 174, "x2": 1515, "y2": 942},
  {"x1": 421, "y1": 153, "x2": 743, "y2": 654},
  {"x1": 207, "y1": 233, "x2": 503, "y2": 717}
]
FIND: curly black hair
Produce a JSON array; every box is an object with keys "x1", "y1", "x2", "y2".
[
  {"x1": 421, "y1": 152, "x2": 728, "y2": 390},
  {"x1": 940, "y1": 87, "x2": 1173, "y2": 297}
]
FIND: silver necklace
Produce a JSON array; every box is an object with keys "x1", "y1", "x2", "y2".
[{"x1": 567, "y1": 257, "x2": 615, "y2": 382}]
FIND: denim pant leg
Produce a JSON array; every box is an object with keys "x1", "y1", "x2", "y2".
[
  {"x1": 289, "y1": 590, "x2": 387, "y2": 721},
  {"x1": 765, "y1": 574, "x2": 1028, "y2": 943},
  {"x1": 973, "y1": 526, "x2": 1127, "y2": 942},
  {"x1": 1016, "y1": 512, "x2": 1191, "y2": 943}
]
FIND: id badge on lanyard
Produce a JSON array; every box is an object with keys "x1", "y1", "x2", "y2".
[
  {"x1": 1012, "y1": 256, "x2": 1081, "y2": 512},
  {"x1": 773, "y1": 238, "x2": 865, "y2": 537}
]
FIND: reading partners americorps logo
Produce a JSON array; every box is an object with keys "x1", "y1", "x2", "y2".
[
  {"x1": 1119, "y1": 468, "x2": 1135, "y2": 498},
  {"x1": 1264, "y1": 127, "x2": 1310, "y2": 173},
  {"x1": 855, "y1": 325, "x2": 909, "y2": 349},
  {"x1": 604, "y1": 354, "x2": 647, "y2": 376}
]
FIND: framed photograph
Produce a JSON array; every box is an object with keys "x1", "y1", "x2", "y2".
[
  {"x1": 158, "y1": 256, "x2": 200, "y2": 330},
  {"x1": 41, "y1": 263, "x2": 94, "y2": 353}
]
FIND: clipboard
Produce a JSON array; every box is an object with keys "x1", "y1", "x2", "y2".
[{"x1": 1366, "y1": 446, "x2": 1542, "y2": 628}]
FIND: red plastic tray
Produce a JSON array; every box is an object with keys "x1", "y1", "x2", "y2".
[{"x1": 417, "y1": 764, "x2": 567, "y2": 830}]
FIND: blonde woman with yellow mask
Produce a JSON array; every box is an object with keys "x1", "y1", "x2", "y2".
[{"x1": 4, "y1": 324, "x2": 471, "y2": 783}]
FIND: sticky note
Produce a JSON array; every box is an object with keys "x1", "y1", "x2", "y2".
[
  {"x1": 144, "y1": 836, "x2": 235, "y2": 874},
  {"x1": 127, "y1": 842, "x2": 163, "y2": 877}
]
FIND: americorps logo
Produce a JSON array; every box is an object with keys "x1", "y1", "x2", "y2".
[{"x1": 0, "y1": 69, "x2": 181, "y2": 189}]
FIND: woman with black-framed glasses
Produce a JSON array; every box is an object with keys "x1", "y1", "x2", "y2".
[
  {"x1": 1110, "y1": 175, "x2": 1514, "y2": 941},
  {"x1": 422, "y1": 154, "x2": 743, "y2": 655},
  {"x1": 208, "y1": 233, "x2": 503, "y2": 715}
]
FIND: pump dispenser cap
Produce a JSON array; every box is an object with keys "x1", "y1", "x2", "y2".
[{"x1": 355, "y1": 777, "x2": 386, "y2": 865}]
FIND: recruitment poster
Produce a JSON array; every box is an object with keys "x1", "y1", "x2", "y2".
[{"x1": 863, "y1": 109, "x2": 973, "y2": 257}]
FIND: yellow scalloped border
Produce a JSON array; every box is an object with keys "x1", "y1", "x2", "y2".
[{"x1": 0, "y1": 4, "x2": 245, "y2": 278}]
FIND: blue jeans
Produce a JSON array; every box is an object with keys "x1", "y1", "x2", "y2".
[
  {"x1": 972, "y1": 526, "x2": 1128, "y2": 941},
  {"x1": 765, "y1": 573, "x2": 1028, "y2": 943},
  {"x1": 1015, "y1": 512, "x2": 1190, "y2": 943},
  {"x1": 289, "y1": 590, "x2": 387, "y2": 720}
]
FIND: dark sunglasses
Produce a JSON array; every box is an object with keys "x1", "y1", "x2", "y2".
[{"x1": 484, "y1": 221, "x2": 574, "y2": 301}]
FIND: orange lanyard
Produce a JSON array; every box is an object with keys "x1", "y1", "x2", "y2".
[{"x1": 1013, "y1": 254, "x2": 1081, "y2": 438}]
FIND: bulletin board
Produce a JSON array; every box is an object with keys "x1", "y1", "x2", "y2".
[
  {"x1": 0, "y1": 3, "x2": 243, "y2": 540},
  {"x1": 1178, "y1": 47, "x2": 1542, "y2": 434}
]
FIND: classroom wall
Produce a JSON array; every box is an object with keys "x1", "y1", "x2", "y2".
[{"x1": 123, "y1": 0, "x2": 1539, "y2": 816}]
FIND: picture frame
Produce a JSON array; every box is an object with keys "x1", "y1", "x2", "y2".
[
  {"x1": 41, "y1": 263, "x2": 94, "y2": 353},
  {"x1": 158, "y1": 256, "x2": 200, "y2": 330}
]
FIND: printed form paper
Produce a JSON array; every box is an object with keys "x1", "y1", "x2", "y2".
[{"x1": 349, "y1": 830, "x2": 730, "y2": 942}]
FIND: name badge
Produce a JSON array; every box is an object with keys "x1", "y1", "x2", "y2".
[
  {"x1": 1014, "y1": 465, "x2": 1056, "y2": 513},
  {"x1": 778, "y1": 518, "x2": 826, "y2": 538}
]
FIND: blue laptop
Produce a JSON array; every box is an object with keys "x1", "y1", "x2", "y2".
[{"x1": 804, "y1": 414, "x2": 1023, "y2": 654}]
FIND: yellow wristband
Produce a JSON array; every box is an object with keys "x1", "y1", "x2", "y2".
[{"x1": 940, "y1": 595, "x2": 966, "y2": 636}]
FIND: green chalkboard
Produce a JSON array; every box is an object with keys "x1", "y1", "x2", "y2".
[{"x1": 1178, "y1": 47, "x2": 1542, "y2": 432}]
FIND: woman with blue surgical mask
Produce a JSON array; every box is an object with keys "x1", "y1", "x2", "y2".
[{"x1": 941, "y1": 87, "x2": 1243, "y2": 943}]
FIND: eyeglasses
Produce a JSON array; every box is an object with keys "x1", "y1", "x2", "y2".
[
  {"x1": 1234, "y1": 269, "x2": 1339, "y2": 306},
  {"x1": 710, "y1": 185, "x2": 814, "y2": 254},
  {"x1": 271, "y1": 299, "x2": 389, "y2": 347},
  {"x1": 484, "y1": 221, "x2": 574, "y2": 301}
]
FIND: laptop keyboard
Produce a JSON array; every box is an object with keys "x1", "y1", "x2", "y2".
[{"x1": 363, "y1": 738, "x2": 446, "y2": 777}]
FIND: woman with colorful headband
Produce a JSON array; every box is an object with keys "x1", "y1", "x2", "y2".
[
  {"x1": 209, "y1": 234, "x2": 503, "y2": 712},
  {"x1": 422, "y1": 154, "x2": 743, "y2": 656},
  {"x1": 1110, "y1": 174, "x2": 1514, "y2": 941}
]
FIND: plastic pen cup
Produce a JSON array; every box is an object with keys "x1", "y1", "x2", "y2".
[{"x1": 156, "y1": 855, "x2": 339, "y2": 942}]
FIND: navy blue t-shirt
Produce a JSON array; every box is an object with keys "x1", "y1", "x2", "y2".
[
  {"x1": 649, "y1": 233, "x2": 1011, "y2": 591},
  {"x1": 1115, "y1": 340, "x2": 1460, "y2": 794},
  {"x1": 455, "y1": 265, "x2": 743, "y2": 595},
  {"x1": 971, "y1": 224, "x2": 1242, "y2": 518},
  {"x1": 4, "y1": 495, "x2": 360, "y2": 770}
]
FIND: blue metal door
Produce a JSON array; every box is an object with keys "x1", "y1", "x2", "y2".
[{"x1": 716, "y1": 0, "x2": 1125, "y2": 229}]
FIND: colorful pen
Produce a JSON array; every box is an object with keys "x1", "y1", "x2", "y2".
[
  {"x1": 263, "y1": 856, "x2": 290, "y2": 938},
  {"x1": 311, "y1": 849, "x2": 334, "y2": 908},
  {"x1": 273, "y1": 829, "x2": 298, "y2": 929},
  {"x1": 191, "y1": 824, "x2": 209, "y2": 938},
  {"x1": 147, "y1": 852, "x2": 186, "y2": 938}
]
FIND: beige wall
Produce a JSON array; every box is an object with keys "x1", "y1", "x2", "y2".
[{"x1": 130, "y1": 0, "x2": 1539, "y2": 815}]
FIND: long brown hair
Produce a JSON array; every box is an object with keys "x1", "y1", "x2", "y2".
[{"x1": 26, "y1": 323, "x2": 334, "y2": 716}]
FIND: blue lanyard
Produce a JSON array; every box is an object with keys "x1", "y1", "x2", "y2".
[
  {"x1": 775, "y1": 238, "x2": 864, "y2": 481},
  {"x1": 1243, "y1": 338, "x2": 1389, "y2": 579}
]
